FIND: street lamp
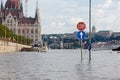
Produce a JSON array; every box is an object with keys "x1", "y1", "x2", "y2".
[
  {"x1": 89, "y1": 0, "x2": 92, "y2": 61},
  {"x1": 4, "y1": 25, "x2": 6, "y2": 52},
  {"x1": 3, "y1": 11, "x2": 6, "y2": 52},
  {"x1": 15, "y1": 17, "x2": 18, "y2": 51}
]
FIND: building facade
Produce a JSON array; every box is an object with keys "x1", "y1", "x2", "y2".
[
  {"x1": 112, "y1": 32, "x2": 120, "y2": 37},
  {"x1": 0, "y1": 0, "x2": 42, "y2": 45},
  {"x1": 96, "y1": 30, "x2": 113, "y2": 38}
]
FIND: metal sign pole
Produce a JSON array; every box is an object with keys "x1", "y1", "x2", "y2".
[
  {"x1": 80, "y1": 40, "x2": 83, "y2": 61},
  {"x1": 89, "y1": 0, "x2": 92, "y2": 61},
  {"x1": 77, "y1": 31, "x2": 86, "y2": 61},
  {"x1": 77, "y1": 22, "x2": 86, "y2": 62}
]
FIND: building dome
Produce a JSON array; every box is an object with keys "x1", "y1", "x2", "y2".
[
  {"x1": 5, "y1": 0, "x2": 21, "y2": 9},
  {"x1": 92, "y1": 25, "x2": 96, "y2": 34}
]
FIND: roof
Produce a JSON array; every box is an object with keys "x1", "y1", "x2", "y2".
[
  {"x1": 4, "y1": 9, "x2": 22, "y2": 17},
  {"x1": 5, "y1": 0, "x2": 21, "y2": 9},
  {"x1": 18, "y1": 17, "x2": 36, "y2": 24}
]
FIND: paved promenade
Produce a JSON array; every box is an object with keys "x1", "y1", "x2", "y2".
[{"x1": 0, "y1": 40, "x2": 31, "y2": 53}]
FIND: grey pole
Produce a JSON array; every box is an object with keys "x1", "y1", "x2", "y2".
[
  {"x1": 80, "y1": 40, "x2": 83, "y2": 61},
  {"x1": 89, "y1": 0, "x2": 92, "y2": 61}
]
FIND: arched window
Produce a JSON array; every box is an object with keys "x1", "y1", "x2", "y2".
[
  {"x1": 31, "y1": 39, "x2": 33, "y2": 42},
  {"x1": 14, "y1": 28, "x2": 15, "y2": 33},
  {"x1": 7, "y1": 19, "x2": 9, "y2": 23},
  {"x1": 10, "y1": 28, "x2": 12, "y2": 31},
  {"x1": 35, "y1": 39, "x2": 38, "y2": 42},
  {"x1": 18, "y1": 29, "x2": 21, "y2": 34},
  {"x1": 9, "y1": 16, "x2": 11, "y2": 18},
  {"x1": 31, "y1": 29, "x2": 33, "y2": 34},
  {"x1": 27, "y1": 35, "x2": 29, "y2": 38},
  {"x1": 27, "y1": 29, "x2": 29, "y2": 34},
  {"x1": 10, "y1": 19, "x2": 12, "y2": 23},
  {"x1": 22, "y1": 29, "x2": 24, "y2": 34},
  {"x1": 35, "y1": 29, "x2": 38, "y2": 34}
]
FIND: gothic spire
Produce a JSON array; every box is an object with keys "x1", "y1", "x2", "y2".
[
  {"x1": 1, "y1": 0, "x2": 3, "y2": 10},
  {"x1": 20, "y1": 0, "x2": 23, "y2": 11},
  {"x1": 35, "y1": 0, "x2": 40, "y2": 22}
]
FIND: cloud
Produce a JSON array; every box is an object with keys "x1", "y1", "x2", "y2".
[
  {"x1": 118, "y1": 1, "x2": 120, "y2": 5},
  {"x1": 56, "y1": 16, "x2": 67, "y2": 19},
  {"x1": 94, "y1": 0, "x2": 113, "y2": 16},
  {"x1": 102, "y1": 0, "x2": 112, "y2": 9},
  {"x1": 49, "y1": 22, "x2": 65, "y2": 27},
  {"x1": 98, "y1": 0, "x2": 112, "y2": 9},
  {"x1": 92, "y1": 0, "x2": 120, "y2": 32},
  {"x1": 69, "y1": 17, "x2": 83, "y2": 24},
  {"x1": 93, "y1": 9, "x2": 105, "y2": 16},
  {"x1": 96, "y1": 15, "x2": 116, "y2": 24},
  {"x1": 41, "y1": 16, "x2": 84, "y2": 34}
]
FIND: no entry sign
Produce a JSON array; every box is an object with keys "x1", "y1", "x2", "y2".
[{"x1": 77, "y1": 22, "x2": 86, "y2": 30}]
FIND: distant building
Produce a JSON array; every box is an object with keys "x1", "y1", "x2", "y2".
[
  {"x1": 92, "y1": 25, "x2": 96, "y2": 34},
  {"x1": 96, "y1": 30, "x2": 113, "y2": 38},
  {"x1": 60, "y1": 41, "x2": 63, "y2": 49},
  {"x1": 112, "y1": 32, "x2": 120, "y2": 37},
  {"x1": 0, "y1": 0, "x2": 42, "y2": 45},
  {"x1": 92, "y1": 25, "x2": 96, "y2": 37},
  {"x1": 63, "y1": 31, "x2": 89, "y2": 39},
  {"x1": 63, "y1": 32, "x2": 78, "y2": 39}
]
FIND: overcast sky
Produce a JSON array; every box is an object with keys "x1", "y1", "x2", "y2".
[{"x1": 2, "y1": 0, "x2": 120, "y2": 34}]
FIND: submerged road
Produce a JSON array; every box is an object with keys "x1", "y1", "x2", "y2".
[{"x1": 0, "y1": 50, "x2": 119, "y2": 80}]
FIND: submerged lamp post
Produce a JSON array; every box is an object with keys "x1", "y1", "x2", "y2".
[{"x1": 89, "y1": 0, "x2": 92, "y2": 61}]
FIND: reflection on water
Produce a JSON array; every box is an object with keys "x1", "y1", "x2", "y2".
[{"x1": 0, "y1": 50, "x2": 120, "y2": 80}]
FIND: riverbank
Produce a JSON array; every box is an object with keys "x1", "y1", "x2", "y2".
[{"x1": 0, "y1": 40, "x2": 31, "y2": 53}]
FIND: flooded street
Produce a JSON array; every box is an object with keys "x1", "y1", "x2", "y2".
[{"x1": 0, "y1": 50, "x2": 120, "y2": 80}]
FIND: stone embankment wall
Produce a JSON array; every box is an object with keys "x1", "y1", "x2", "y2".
[{"x1": 0, "y1": 40, "x2": 31, "y2": 53}]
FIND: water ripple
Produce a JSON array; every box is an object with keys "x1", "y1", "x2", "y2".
[{"x1": 0, "y1": 50, "x2": 119, "y2": 80}]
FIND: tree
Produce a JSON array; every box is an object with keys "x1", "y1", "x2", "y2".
[{"x1": 0, "y1": 24, "x2": 32, "y2": 45}]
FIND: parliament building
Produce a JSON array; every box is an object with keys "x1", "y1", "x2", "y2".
[{"x1": 0, "y1": 0, "x2": 42, "y2": 45}]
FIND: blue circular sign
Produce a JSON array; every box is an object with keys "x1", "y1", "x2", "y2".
[{"x1": 77, "y1": 31, "x2": 86, "y2": 40}]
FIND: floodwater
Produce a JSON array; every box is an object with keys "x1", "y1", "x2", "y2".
[{"x1": 0, "y1": 49, "x2": 120, "y2": 80}]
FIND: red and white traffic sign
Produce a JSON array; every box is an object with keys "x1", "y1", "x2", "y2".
[{"x1": 77, "y1": 22, "x2": 86, "y2": 30}]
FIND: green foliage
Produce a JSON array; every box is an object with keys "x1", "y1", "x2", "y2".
[
  {"x1": 0, "y1": 24, "x2": 12, "y2": 38},
  {"x1": 14, "y1": 34, "x2": 32, "y2": 45},
  {"x1": 0, "y1": 24, "x2": 32, "y2": 45}
]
